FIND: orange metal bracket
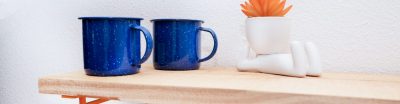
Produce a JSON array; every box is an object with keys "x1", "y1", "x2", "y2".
[{"x1": 62, "y1": 95, "x2": 117, "y2": 104}]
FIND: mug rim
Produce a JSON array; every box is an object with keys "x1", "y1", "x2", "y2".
[
  {"x1": 79, "y1": 17, "x2": 143, "y2": 20},
  {"x1": 151, "y1": 18, "x2": 204, "y2": 23}
]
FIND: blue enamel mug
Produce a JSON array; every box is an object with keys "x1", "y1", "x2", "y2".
[
  {"x1": 79, "y1": 17, "x2": 153, "y2": 76},
  {"x1": 151, "y1": 19, "x2": 218, "y2": 70}
]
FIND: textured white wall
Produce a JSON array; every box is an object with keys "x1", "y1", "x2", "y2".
[{"x1": 1, "y1": 0, "x2": 400, "y2": 103}]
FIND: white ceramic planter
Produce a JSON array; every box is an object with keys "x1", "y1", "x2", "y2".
[
  {"x1": 239, "y1": 17, "x2": 322, "y2": 77},
  {"x1": 246, "y1": 17, "x2": 291, "y2": 55}
]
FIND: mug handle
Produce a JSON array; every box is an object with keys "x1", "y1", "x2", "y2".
[
  {"x1": 131, "y1": 25, "x2": 153, "y2": 64},
  {"x1": 198, "y1": 27, "x2": 218, "y2": 62}
]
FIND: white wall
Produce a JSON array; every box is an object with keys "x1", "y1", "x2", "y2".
[{"x1": 1, "y1": 0, "x2": 400, "y2": 103}]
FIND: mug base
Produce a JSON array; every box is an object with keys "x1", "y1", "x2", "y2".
[
  {"x1": 155, "y1": 68, "x2": 199, "y2": 71},
  {"x1": 85, "y1": 67, "x2": 140, "y2": 77},
  {"x1": 154, "y1": 64, "x2": 200, "y2": 71}
]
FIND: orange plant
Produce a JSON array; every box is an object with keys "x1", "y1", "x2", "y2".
[{"x1": 241, "y1": 0, "x2": 293, "y2": 17}]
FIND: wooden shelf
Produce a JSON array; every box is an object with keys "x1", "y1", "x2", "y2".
[{"x1": 39, "y1": 65, "x2": 400, "y2": 104}]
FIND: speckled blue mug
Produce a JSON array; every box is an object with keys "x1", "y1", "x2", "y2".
[
  {"x1": 79, "y1": 17, "x2": 153, "y2": 76},
  {"x1": 151, "y1": 19, "x2": 218, "y2": 70}
]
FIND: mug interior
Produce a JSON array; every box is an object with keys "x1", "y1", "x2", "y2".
[
  {"x1": 79, "y1": 17, "x2": 143, "y2": 20},
  {"x1": 151, "y1": 18, "x2": 204, "y2": 23}
]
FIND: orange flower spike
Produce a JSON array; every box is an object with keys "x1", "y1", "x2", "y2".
[
  {"x1": 249, "y1": 0, "x2": 263, "y2": 16},
  {"x1": 240, "y1": 2, "x2": 249, "y2": 16},
  {"x1": 244, "y1": 2, "x2": 252, "y2": 9},
  {"x1": 242, "y1": 9, "x2": 256, "y2": 17},
  {"x1": 258, "y1": 0, "x2": 267, "y2": 16},
  {"x1": 244, "y1": 2, "x2": 250, "y2": 9},
  {"x1": 263, "y1": 0, "x2": 270, "y2": 16},
  {"x1": 241, "y1": 0, "x2": 292, "y2": 17},
  {"x1": 241, "y1": 4, "x2": 248, "y2": 10},
  {"x1": 240, "y1": 4, "x2": 250, "y2": 17},
  {"x1": 278, "y1": 5, "x2": 293, "y2": 16},
  {"x1": 272, "y1": 0, "x2": 287, "y2": 16},
  {"x1": 268, "y1": 0, "x2": 280, "y2": 16},
  {"x1": 269, "y1": 0, "x2": 280, "y2": 8},
  {"x1": 245, "y1": 1, "x2": 260, "y2": 16},
  {"x1": 259, "y1": 0, "x2": 265, "y2": 7}
]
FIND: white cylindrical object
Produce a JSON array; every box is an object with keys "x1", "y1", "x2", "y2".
[
  {"x1": 246, "y1": 17, "x2": 291, "y2": 55},
  {"x1": 305, "y1": 42, "x2": 322, "y2": 76},
  {"x1": 290, "y1": 41, "x2": 309, "y2": 76},
  {"x1": 237, "y1": 54, "x2": 307, "y2": 78}
]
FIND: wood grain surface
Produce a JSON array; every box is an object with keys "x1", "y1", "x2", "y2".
[{"x1": 39, "y1": 65, "x2": 400, "y2": 104}]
